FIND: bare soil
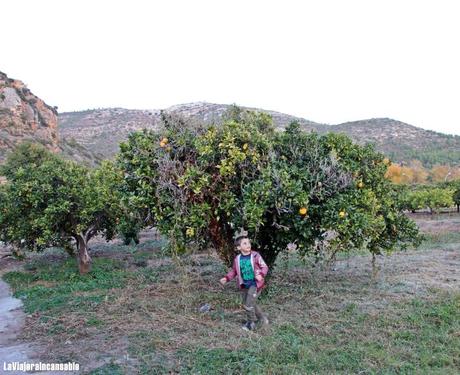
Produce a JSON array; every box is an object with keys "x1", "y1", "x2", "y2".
[
  {"x1": 0, "y1": 278, "x2": 62, "y2": 374},
  {"x1": 407, "y1": 211, "x2": 460, "y2": 234}
]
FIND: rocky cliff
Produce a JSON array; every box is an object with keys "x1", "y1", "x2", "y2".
[
  {"x1": 0, "y1": 71, "x2": 59, "y2": 163},
  {"x1": 0, "y1": 72, "x2": 102, "y2": 167}
]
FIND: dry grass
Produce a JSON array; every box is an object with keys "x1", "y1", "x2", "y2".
[{"x1": 1, "y1": 214, "x2": 459, "y2": 373}]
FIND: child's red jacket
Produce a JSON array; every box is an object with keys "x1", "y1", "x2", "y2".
[{"x1": 224, "y1": 251, "x2": 269, "y2": 292}]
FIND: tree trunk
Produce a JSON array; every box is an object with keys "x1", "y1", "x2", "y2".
[
  {"x1": 257, "y1": 222, "x2": 280, "y2": 269},
  {"x1": 75, "y1": 235, "x2": 91, "y2": 274},
  {"x1": 63, "y1": 242, "x2": 75, "y2": 257},
  {"x1": 209, "y1": 217, "x2": 235, "y2": 266}
]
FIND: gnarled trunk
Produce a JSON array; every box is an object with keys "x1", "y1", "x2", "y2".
[{"x1": 75, "y1": 234, "x2": 92, "y2": 274}]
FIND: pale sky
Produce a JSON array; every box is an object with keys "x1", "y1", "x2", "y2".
[{"x1": 2, "y1": 0, "x2": 460, "y2": 135}]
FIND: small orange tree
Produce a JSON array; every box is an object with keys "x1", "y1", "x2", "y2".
[
  {"x1": 118, "y1": 110, "x2": 421, "y2": 268},
  {"x1": 404, "y1": 187, "x2": 454, "y2": 214},
  {"x1": 0, "y1": 143, "x2": 124, "y2": 274}
]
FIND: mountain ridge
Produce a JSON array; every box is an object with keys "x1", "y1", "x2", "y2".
[
  {"x1": 3, "y1": 70, "x2": 457, "y2": 169},
  {"x1": 59, "y1": 102, "x2": 460, "y2": 167}
]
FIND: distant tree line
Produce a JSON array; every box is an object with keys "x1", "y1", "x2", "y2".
[
  {"x1": 387, "y1": 149, "x2": 460, "y2": 168},
  {"x1": 385, "y1": 160, "x2": 460, "y2": 185}
]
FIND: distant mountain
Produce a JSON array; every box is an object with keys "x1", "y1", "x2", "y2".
[
  {"x1": 59, "y1": 102, "x2": 460, "y2": 167},
  {"x1": 58, "y1": 103, "x2": 328, "y2": 158},
  {"x1": 0, "y1": 71, "x2": 101, "y2": 167},
  {"x1": 6, "y1": 71, "x2": 456, "y2": 170},
  {"x1": 329, "y1": 118, "x2": 460, "y2": 167},
  {"x1": 59, "y1": 108, "x2": 160, "y2": 160}
]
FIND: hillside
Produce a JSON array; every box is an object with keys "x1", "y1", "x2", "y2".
[
  {"x1": 0, "y1": 71, "x2": 59, "y2": 163},
  {"x1": 58, "y1": 103, "x2": 328, "y2": 159},
  {"x1": 58, "y1": 108, "x2": 160, "y2": 159},
  {"x1": 59, "y1": 102, "x2": 460, "y2": 166},
  {"x1": 330, "y1": 118, "x2": 460, "y2": 167},
  {"x1": 0, "y1": 71, "x2": 101, "y2": 167}
]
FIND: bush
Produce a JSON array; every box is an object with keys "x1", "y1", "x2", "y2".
[
  {"x1": 117, "y1": 109, "x2": 421, "y2": 269},
  {"x1": 405, "y1": 188, "x2": 455, "y2": 213},
  {"x1": 0, "y1": 143, "x2": 124, "y2": 273}
]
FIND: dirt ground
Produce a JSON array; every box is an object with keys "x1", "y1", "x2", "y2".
[
  {"x1": 408, "y1": 211, "x2": 460, "y2": 234},
  {"x1": 0, "y1": 279, "x2": 64, "y2": 374},
  {"x1": 0, "y1": 213, "x2": 459, "y2": 373}
]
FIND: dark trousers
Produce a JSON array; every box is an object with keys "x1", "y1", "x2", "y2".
[{"x1": 241, "y1": 285, "x2": 264, "y2": 323}]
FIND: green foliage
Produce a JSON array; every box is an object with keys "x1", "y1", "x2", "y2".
[
  {"x1": 118, "y1": 214, "x2": 142, "y2": 245},
  {"x1": 388, "y1": 148, "x2": 460, "y2": 168},
  {"x1": 0, "y1": 141, "x2": 57, "y2": 178},
  {"x1": 118, "y1": 109, "x2": 421, "y2": 268},
  {"x1": 0, "y1": 144, "x2": 124, "y2": 262},
  {"x1": 117, "y1": 129, "x2": 159, "y2": 234},
  {"x1": 404, "y1": 188, "x2": 455, "y2": 213},
  {"x1": 3, "y1": 257, "x2": 129, "y2": 314},
  {"x1": 450, "y1": 180, "x2": 460, "y2": 208}
]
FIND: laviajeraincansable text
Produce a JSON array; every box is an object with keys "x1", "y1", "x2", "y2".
[{"x1": 3, "y1": 361, "x2": 79, "y2": 372}]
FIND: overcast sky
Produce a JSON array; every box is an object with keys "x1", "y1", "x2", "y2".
[{"x1": 2, "y1": 0, "x2": 460, "y2": 135}]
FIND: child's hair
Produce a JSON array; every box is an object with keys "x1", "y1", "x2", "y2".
[{"x1": 234, "y1": 236, "x2": 249, "y2": 248}]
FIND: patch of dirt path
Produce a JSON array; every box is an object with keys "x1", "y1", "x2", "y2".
[
  {"x1": 334, "y1": 248, "x2": 459, "y2": 295},
  {"x1": 0, "y1": 279, "x2": 72, "y2": 374}
]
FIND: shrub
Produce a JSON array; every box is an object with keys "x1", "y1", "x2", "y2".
[
  {"x1": 0, "y1": 144, "x2": 124, "y2": 273},
  {"x1": 117, "y1": 109, "x2": 421, "y2": 268}
]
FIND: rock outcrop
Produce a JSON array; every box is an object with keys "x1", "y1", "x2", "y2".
[{"x1": 0, "y1": 71, "x2": 59, "y2": 163}]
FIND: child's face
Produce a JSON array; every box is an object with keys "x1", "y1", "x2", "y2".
[{"x1": 237, "y1": 238, "x2": 251, "y2": 255}]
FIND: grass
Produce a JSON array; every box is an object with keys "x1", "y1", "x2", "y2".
[
  {"x1": 418, "y1": 231, "x2": 460, "y2": 251},
  {"x1": 87, "y1": 363, "x2": 124, "y2": 375},
  {"x1": 3, "y1": 257, "x2": 131, "y2": 315},
  {"x1": 1, "y1": 242, "x2": 168, "y2": 342},
  {"x1": 1, "y1": 228, "x2": 459, "y2": 374},
  {"x1": 177, "y1": 294, "x2": 459, "y2": 374}
]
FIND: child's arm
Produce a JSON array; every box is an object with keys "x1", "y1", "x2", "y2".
[
  {"x1": 255, "y1": 254, "x2": 269, "y2": 280},
  {"x1": 220, "y1": 259, "x2": 237, "y2": 285}
]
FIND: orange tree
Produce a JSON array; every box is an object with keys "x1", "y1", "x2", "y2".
[
  {"x1": 0, "y1": 143, "x2": 124, "y2": 274},
  {"x1": 441, "y1": 179, "x2": 460, "y2": 212},
  {"x1": 405, "y1": 187, "x2": 454, "y2": 214},
  {"x1": 117, "y1": 110, "x2": 421, "y2": 268}
]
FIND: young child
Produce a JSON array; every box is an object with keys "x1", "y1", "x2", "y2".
[{"x1": 219, "y1": 233, "x2": 269, "y2": 331}]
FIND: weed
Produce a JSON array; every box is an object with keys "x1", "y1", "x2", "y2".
[{"x1": 179, "y1": 294, "x2": 459, "y2": 374}]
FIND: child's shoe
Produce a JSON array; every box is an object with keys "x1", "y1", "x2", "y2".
[
  {"x1": 258, "y1": 315, "x2": 269, "y2": 326},
  {"x1": 242, "y1": 321, "x2": 256, "y2": 331}
]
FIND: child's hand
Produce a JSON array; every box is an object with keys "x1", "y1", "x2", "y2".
[
  {"x1": 255, "y1": 274, "x2": 263, "y2": 282},
  {"x1": 219, "y1": 277, "x2": 227, "y2": 285}
]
